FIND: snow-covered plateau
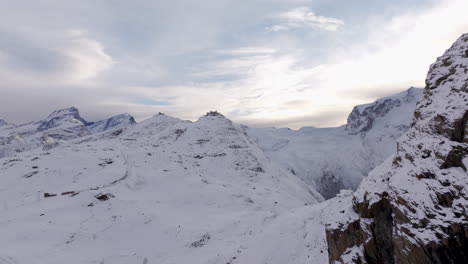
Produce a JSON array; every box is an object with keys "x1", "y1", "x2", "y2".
[{"x1": 0, "y1": 34, "x2": 467, "y2": 264}]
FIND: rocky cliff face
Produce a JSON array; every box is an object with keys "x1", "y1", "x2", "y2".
[{"x1": 326, "y1": 34, "x2": 468, "y2": 264}]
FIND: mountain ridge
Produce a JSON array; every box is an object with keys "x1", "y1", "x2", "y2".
[{"x1": 0, "y1": 107, "x2": 136, "y2": 158}]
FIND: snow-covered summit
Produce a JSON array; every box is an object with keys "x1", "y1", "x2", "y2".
[
  {"x1": 197, "y1": 111, "x2": 235, "y2": 126},
  {"x1": 37, "y1": 107, "x2": 88, "y2": 132},
  {"x1": 42, "y1": 106, "x2": 82, "y2": 121}
]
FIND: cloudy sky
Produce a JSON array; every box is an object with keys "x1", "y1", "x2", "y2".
[{"x1": 0, "y1": 0, "x2": 467, "y2": 128}]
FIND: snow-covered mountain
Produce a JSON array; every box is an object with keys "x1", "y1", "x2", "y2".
[
  {"x1": 0, "y1": 111, "x2": 323, "y2": 263},
  {"x1": 326, "y1": 33, "x2": 468, "y2": 264},
  {"x1": 248, "y1": 87, "x2": 423, "y2": 198},
  {"x1": 1, "y1": 34, "x2": 466, "y2": 264},
  {"x1": 0, "y1": 107, "x2": 136, "y2": 158},
  {"x1": 87, "y1": 113, "x2": 136, "y2": 134}
]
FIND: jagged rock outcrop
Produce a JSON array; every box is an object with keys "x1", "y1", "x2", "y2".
[{"x1": 326, "y1": 34, "x2": 468, "y2": 263}]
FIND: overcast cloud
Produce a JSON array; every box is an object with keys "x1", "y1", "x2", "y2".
[{"x1": 0, "y1": 0, "x2": 467, "y2": 128}]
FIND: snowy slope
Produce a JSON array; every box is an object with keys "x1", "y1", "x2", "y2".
[
  {"x1": 0, "y1": 111, "x2": 324, "y2": 264},
  {"x1": 0, "y1": 108, "x2": 136, "y2": 159},
  {"x1": 248, "y1": 87, "x2": 423, "y2": 198}
]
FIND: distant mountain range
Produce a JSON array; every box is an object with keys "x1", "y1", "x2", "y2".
[
  {"x1": 0, "y1": 88, "x2": 422, "y2": 200},
  {"x1": 0, "y1": 107, "x2": 135, "y2": 158}
]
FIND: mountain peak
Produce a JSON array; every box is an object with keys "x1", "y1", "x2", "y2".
[
  {"x1": 37, "y1": 107, "x2": 87, "y2": 132},
  {"x1": 0, "y1": 118, "x2": 8, "y2": 126},
  {"x1": 345, "y1": 88, "x2": 423, "y2": 135},
  {"x1": 46, "y1": 106, "x2": 81, "y2": 119}
]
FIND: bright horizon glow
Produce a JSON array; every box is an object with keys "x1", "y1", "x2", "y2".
[{"x1": 0, "y1": 0, "x2": 467, "y2": 129}]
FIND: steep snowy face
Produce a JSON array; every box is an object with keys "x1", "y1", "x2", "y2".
[
  {"x1": 346, "y1": 88, "x2": 421, "y2": 135},
  {"x1": 326, "y1": 33, "x2": 468, "y2": 264},
  {"x1": 37, "y1": 107, "x2": 87, "y2": 131},
  {"x1": 248, "y1": 87, "x2": 423, "y2": 199},
  {"x1": 0, "y1": 111, "x2": 322, "y2": 263},
  {"x1": 87, "y1": 113, "x2": 136, "y2": 133}
]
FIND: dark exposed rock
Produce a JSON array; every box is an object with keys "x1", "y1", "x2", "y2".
[
  {"x1": 452, "y1": 110, "x2": 467, "y2": 143},
  {"x1": 112, "y1": 129, "x2": 123, "y2": 136},
  {"x1": 189, "y1": 233, "x2": 211, "y2": 248},
  {"x1": 327, "y1": 220, "x2": 364, "y2": 263},
  {"x1": 251, "y1": 166, "x2": 264, "y2": 173},
  {"x1": 416, "y1": 171, "x2": 436, "y2": 179},
  {"x1": 440, "y1": 145, "x2": 468, "y2": 171},
  {"x1": 23, "y1": 171, "x2": 39, "y2": 178},
  {"x1": 61, "y1": 191, "x2": 76, "y2": 196},
  {"x1": 98, "y1": 158, "x2": 114, "y2": 167},
  {"x1": 95, "y1": 193, "x2": 114, "y2": 201},
  {"x1": 206, "y1": 111, "x2": 220, "y2": 116},
  {"x1": 435, "y1": 191, "x2": 455, "y2": 207}
]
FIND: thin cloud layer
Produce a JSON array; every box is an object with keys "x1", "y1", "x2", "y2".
[{"x1": 268, "y1": 7, "x2": 344, "y2": 32}]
